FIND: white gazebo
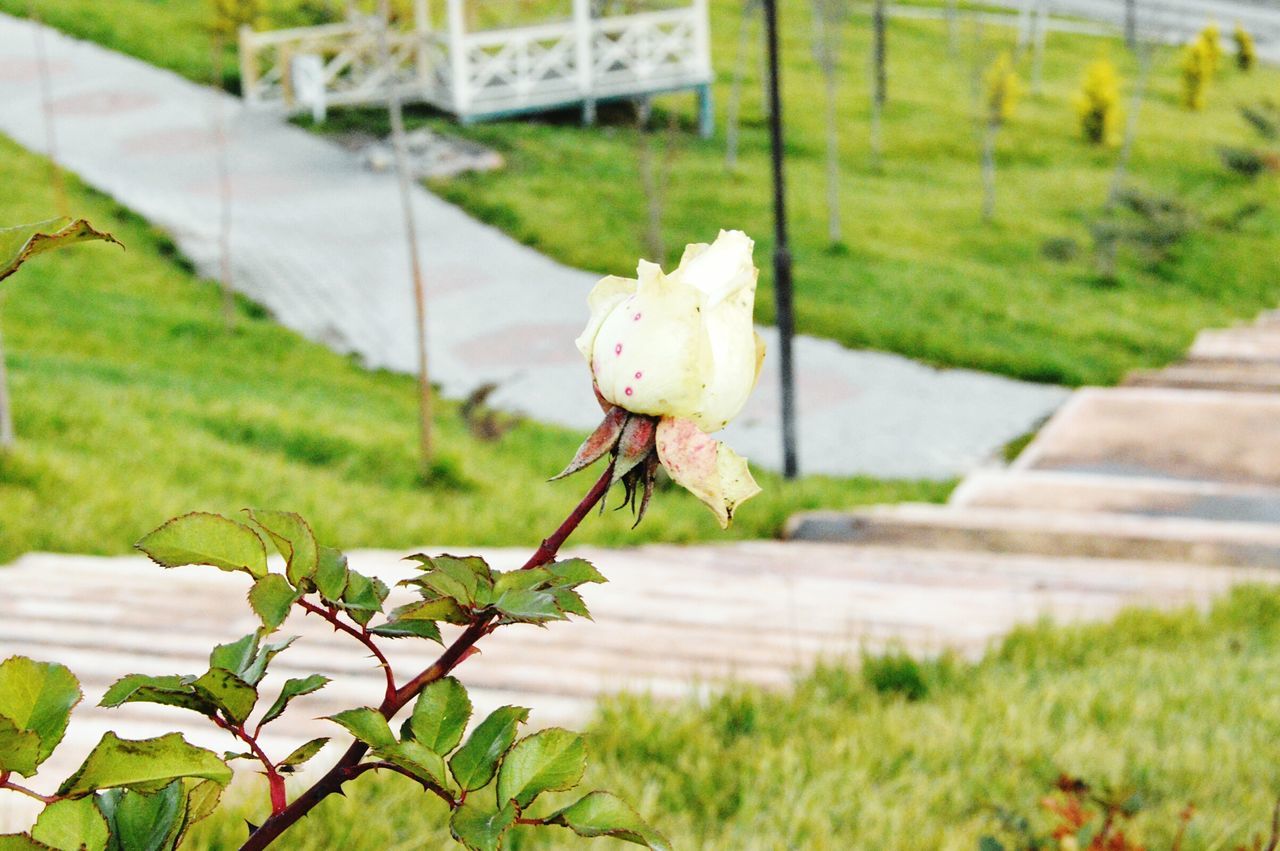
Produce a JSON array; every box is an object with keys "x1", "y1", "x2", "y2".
[{"x1": 239, "y1": 0, "x2": 714, "y2": 135}]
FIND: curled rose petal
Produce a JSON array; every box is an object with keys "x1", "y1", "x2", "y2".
[{"x1": 654, "y1": 417, "x2": 762, "y2": 529}]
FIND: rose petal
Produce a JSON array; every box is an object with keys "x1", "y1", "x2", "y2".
[
  {"x1": 655, "y1": 417, "x2": 762, "y2": 529},
  {"x1": 574, "y1": 274, "x2": 637, "y2": 363},
  {"x1": 675, "y1": 230, "x2": 756, "y2": 308},
  {"x1": 590, "y1": 264, "x2": 712, "y2": 420}
]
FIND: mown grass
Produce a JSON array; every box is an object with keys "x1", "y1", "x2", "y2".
[
  {"x1": 8, "y1": 0, "x2": 1280, "y2": 384},
  {"x1": 189, "y1": 585, "x2": 1280, "y2": 849},
  {"x1": 0, "y1": 135, "x2": 944, "y2": 564}
]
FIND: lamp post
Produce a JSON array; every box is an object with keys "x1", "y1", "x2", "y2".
[{"x1": 762, "y1": 0, "x2": 799, "y2": 479}]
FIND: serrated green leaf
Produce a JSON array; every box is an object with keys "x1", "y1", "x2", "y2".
[
  {"x1": 449, "y1": 799, "x2": 516, "y2": 851},
  {"x1": 547, "y1": 791, "x2": 670, "y2": 850},
  {"x1": 58, "y1": 733, "x2": 231, "y2": 797},
  {"x1": 315, "y1": 547, "x2": 349, "y2": 602},
  {"x1": 340, "y1": 571, "x2": 389, "y2": 626},
  {"x1": 549, "y1": 558, "x2": 607, "y2": 587},
  {"x1": 182, "y1": 778, "x2": 224, "y2": 834},
  {"x1": 552, "y1": 587, "x2": 591, "y2": 619},
  {"x1": 497, "y1": 728, "x2": 586, "y2": 808},
  {"x1": 492, "y1": 590, "x2": 565, "y2": 623},
  {"x1": 248, "y1": 575, "x2": 298, "y2": 632},
  {"x1": 191, "y1": 669, "x2": 256, "y2": 725},
  {"x1": 208, "y1": 634, "x2": 257, "y2": 680},
  {"x1": 370, "y1": 619, "x2": 443, "y2": 642},
  {"x1": 389, "y1": 597, "x2": 469, "y2": 626},
  {"x1": 243, "y1": 510, "x2": 318, "y2": 590},
  {"x1": 491, "y1": 568, "x2": 551, "y2": 596},
  {"x1": 98, "y1": 675, "x2": 213, "y2": 717},
  {"x1": 422, "y1": 568, "x2": 477, "y2": 607},
  {"x1": 260, "y1": 675, "x2": 329, "y2": 726},
  {"x1": 136, "y1": 513, "x2": 267, "y2": 578},
  {"x1": 0, "y1": 657, "x2": 81, "y2": 777},
  {"x1": 31, "y1": 797, "x2": 108, "y2": 851},
  {"x1": 448, "y1": 706, "x2": 528, "y2": 792},
  {"x1": 0, "y1": 835, "x2": 52, "y2": 850},
  {"x1": 0, "y1": 718, "x2": 44, "y2": 778},
  {"x1": 278, "y1": 738, "x2": 328, "y2": 772},
  {"x1": 406, "y1": 677, "x2": 471, "y2": 755},
  {"x1": 373, "y1": 740, "x2": 448, "y2": 787},
  {"x1": 0, "y1": 218, "x2": 122, "y2": 285},
  {"x1": 326, "y1": 708, "x2": 395, "y2": 749},
  {"x1": 239, "y1": 637, "x2": 295, "y2": 687},
  {"x1": 95, "y1": 783, "x2": 184, "y2": 851}
]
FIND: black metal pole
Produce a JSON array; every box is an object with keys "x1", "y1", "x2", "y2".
[{"x1": 762, "y1": 0, "x2": 799, "y2": 479}]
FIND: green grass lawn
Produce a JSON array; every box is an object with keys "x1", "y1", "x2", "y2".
[
  {"x1": 7, "y1": 0, "x2": 1280, "y2": 385},
  {"x1": 186, "y1": 585, "x2": 1280, "y2": 849},
  {"x1": 0, "y1": 136, "x2": 943, "y2": 564}
]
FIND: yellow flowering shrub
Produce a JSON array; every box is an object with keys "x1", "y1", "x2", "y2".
[
  {"x1": 1235, "y1": 24, "x2": 1257, "y2": 72},
  {"x1": 1075, "y1": 59, "x2": 1121, "y2": 145},
  {"x1": 1181, "y1": 39, "x2": 1210, "y2": 110},
  {"x1": 985, "y1": 52, "x2": 1022, "y2": 126}
]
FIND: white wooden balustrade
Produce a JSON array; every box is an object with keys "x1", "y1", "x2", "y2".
[{"x1": 239, "y1": 0, "x2": 713, "y2": 134}]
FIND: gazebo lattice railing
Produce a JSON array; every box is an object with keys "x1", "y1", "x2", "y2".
[{"x1": 239, "y1": 0, "x2": 714, "y2": 134}]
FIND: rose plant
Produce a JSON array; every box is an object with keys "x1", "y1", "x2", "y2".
[{"x1": 0, "y1": 226, "x2": 766, "y2": 850}]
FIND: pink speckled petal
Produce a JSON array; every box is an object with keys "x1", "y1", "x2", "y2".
[{"x1": 655, "y1": 417, "x2": 761, "y2": 529}]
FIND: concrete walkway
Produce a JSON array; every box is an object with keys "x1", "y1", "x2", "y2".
[
  {"x1": 0, "y1": 14, "x2": 1066, "y2": 479},
  {"x1": 1, "y1": 540, "x2": 1265, "y2": 829}
]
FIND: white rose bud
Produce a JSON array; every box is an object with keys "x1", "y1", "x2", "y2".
[{"x1": 571, "y1": 230, "x2": 766, "y2": 527}]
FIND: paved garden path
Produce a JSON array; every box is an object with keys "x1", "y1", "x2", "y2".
[
  {"x1": 0, "y1": 13, "x2": 1066, "y2": 479},
  {"x1": 1, "y1": 540, "x2": 1265, "y2": 828}
]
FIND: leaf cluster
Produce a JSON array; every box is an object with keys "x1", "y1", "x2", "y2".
[{"x1": 330, "y1": 678, "x2": 668, "y2": 851}]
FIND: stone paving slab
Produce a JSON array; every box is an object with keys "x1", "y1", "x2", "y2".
[
  {"x1": 0, "y1": 14, "x2": 1067, "y2": 479},
  {"x1": 1013, "y1": 387, "x2": 1280, "y2": 487},
  {"x1": 1, "y1": 541, "x2": 1268, "y2": 830}
]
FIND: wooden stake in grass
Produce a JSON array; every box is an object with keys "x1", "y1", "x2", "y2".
[
  {"x1": 725, "y1": 0, "x2": 762, "y2": 173},
  {"x1": 29, "y1": 3, "x2": 68, "y2": 219},
  {"x1": 376, "y1": 0, "x2": 434, "y2": 469},
  {"x1": 981, "y1": 52, "x2": 1021, "y2": 222},
  {"x1": 636, "y1": 99, "x2": 680, "y2": 264},
  {"x1": 869, "y1": 0, "x2": 887, "y2": 169},
  {"x1": 811, "y1": 0, "x2": 847, "y2": 244}
]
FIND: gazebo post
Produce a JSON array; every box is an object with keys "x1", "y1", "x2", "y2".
[
  {"x1": 573, "y1": 0, "x2": 595, "y2": 127},
  {"x1": 446, "y1": 0, "x2": 469, "y2": 115},
  {"x1": 692, "y1": 0, "x2": 713, "y2": 137}
]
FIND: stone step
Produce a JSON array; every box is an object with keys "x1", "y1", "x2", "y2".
[
  {"x1": 785, "y1": 503, "x2": 1280, "y2": 568},
  {"x1": 951, "y1": 469, "x2": 1280, "y2": 524},
  {"x1": 1123, "y1": 362, "x2": 1280, "y2": 393},
  {"x1": 1189, "y1": 328, "x2": 1280, "y2": 363},
  {"x1": 1013, "y1": 387, "x2": 1280, "y2": 487}
]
